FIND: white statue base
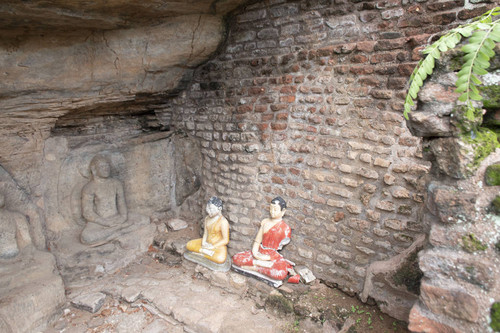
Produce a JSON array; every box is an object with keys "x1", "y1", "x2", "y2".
[
  {"x1": 231, "y1": 264, "x2": 283, "y2": 288},
  {"x1": 184, "y1": 251, "x2": 231, "y2": 272}
]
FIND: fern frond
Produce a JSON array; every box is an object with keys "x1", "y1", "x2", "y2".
[
  {"x1": 403, "y1": 7, "x2": 500, "y2": 121},
  {"x1": 456, "y1": 18, "x2": 499, "y2": 120}
]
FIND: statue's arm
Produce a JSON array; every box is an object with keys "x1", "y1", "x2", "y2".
[
  {"x1": 251, "y1": 221, "x2": 270, "y2": 261},
  {"x1": 81, "y1": 187, "x2": 100, "y2": 223},
  {"x1": 201, "y1": 217, "x2": 211, "y2": 248},
  {"x1": 115, "y1": 181, "x2": 128, "y2": 220},
  {"x1": 212, "y1": 217, "x2": 229, "y2": 248},
  {"x1": 14, "y1": 213, "x2": 32, "y2": 249}
]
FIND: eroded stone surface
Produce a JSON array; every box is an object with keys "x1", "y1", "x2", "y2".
[{"x1": 0, "y1": 250, "x2": 66, "y2": 332}]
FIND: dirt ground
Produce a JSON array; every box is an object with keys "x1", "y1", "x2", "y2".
[{"x1": 44, "y1": 248, "x2": 410, "y2": 333}]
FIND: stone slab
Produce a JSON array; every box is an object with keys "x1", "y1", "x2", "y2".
[{"x1": 71, "y1": 292, "x2": 107, "y2": 313}]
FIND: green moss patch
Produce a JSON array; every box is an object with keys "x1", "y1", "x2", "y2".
[
  {"x1": 480, "y1": 85, "x2": 500, "y2": 110},
  {"x1": 266, "y1": 293, "x2": 294, "y2": 315},
  {"x1": 462, "y1": 234, "x2": 488, "y2": 253},
  {"x1": 491, "y1": 196, "x2": 500, "y2": 215},
  {"x1": 462, "y1": 127, "x2": 500, "y2": 170},
  {"x1": 485, "y1": 164, "x2": 500, "y2": 186},
  {"x1": 392, "y1": 251, "x2": 423, "y2": 295},
  {"x1": 491, "y1": 302, "x2": 500, "y2": 332}
]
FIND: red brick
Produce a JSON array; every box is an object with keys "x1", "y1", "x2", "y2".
[
  {"x1": 398, "y1": 63, "x2": 416, "y2": 76},
  {"x1": 237, "y1": 105, "x2": 253, "y2": 113},
  {"x1": 257, "y1": 123, "x2": 269, "y2": 131},
  {"x1": 270, "y1": 104, "x2": 287, "y2": 111},
  {"x1": 370, "y1": 52, "x2": 397, "y2": 64},
  {"x1": 280, "y1": 95, "x2": 296, "y2": 103},
  {"x1": 375, "y1": 38, "x2": 407, "y2": 51},
  {"x1": 276, "y1": 113, "x2": 288, "y2": 121},
  {"x1": 359, "y1": 77, "x2": 380, "y2": 87},
  {"x1": 350, "y1": 65, "x2": 374, "y2": 75},
  {"x1": 271, "y1": 176, "x2": 285, "y2": 184},
  {"x1": 271, "y1": 123, "x2": 287, "y2": 131},
  {"x1": 427, "y1": 0, "x2": 463, "y2": 11},
  {"x1": 255, "y1": 105, "x2": 268, "y2": 113},
  {"x1": 351, "y1": 54, "x2": 369, "y2": 63},
  {"x1": 261, "y1": 114, "x2": 273, "y2": 121},
  {"x1": 326, "y1": 117, "x2": 336, "y2": 126},
  {"x1": 408, "y1": 305, "x2": 463, "y2": 333},
  {"x1": 289, "y1": 167, "x2": 301, "y2": 176},
  {"x1": 356, "y1": 41, "x2": 376, "y2": 53},
  {"x1": 334, "y1": 211, "x2": 345, "y2": 222},
  {"x1": 308, "y1": 115, "x2": 322, "y2": 124},
  {"x1": 248, "y1": 87, "x2": 266, "y2": 95},
  {"x1": 318, "y1": 46, "x2": 335, "y2": 56},
  {"x1": 280, "y1": 86, "x2": 297, "y2": 94},
  {"x1": 420, "y1": 282, "x2": 479, "y2": 323},
  {"x1": 432, "y1": 12, "x2": 457, "y2": 25}
]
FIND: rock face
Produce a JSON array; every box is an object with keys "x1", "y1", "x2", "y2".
[{"x1": 406, "y1": 48, "x2": 500, "y2": 332}]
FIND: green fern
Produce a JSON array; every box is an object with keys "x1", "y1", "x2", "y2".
[{"x1": 404, "y1": 7, "x2": 500, "y2": 120}]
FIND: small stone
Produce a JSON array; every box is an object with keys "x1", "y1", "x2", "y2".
[
  {"x1": 70, "y1": 292, "x2": 106, "y2": 313},
  {"x1": 297, "y1": 267, "x2": 316, "y2": 284},
  {"x1": 167, "y1": 218, "x2": 188, "y2": 231}
]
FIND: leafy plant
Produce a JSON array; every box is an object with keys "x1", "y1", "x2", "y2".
[{"x1": 404, "y1": 7, "x2": 500, "y2": 120}]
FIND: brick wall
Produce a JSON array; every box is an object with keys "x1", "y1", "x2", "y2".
[{"x1": 160, "y1": 0, "x2": 494, "y2": 314}]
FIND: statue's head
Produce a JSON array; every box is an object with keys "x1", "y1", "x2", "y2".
[
  {"x1": 206, "y1": 196, "x2": 223, "y2": 217},
  {"x1": 89, "y1": 155, "x2": 111, "y2": 179},
  {"x1": 270, "y1": 196, "x2": 286, "y2": 219}
]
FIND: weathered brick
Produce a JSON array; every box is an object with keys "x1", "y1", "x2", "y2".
[
  {"x1": 360, "y1": 153, "x2": 372, "y2": 163},
  {"x1": 420, "y1": 282, "x2": 479, "y2": 323},
  {"x1": 392, "y1": 187, "x2": 410, "y2": 199},
  {"x1": 317, "y1": 253, "x2": 333, "y2": 264},
  {"x1": 374, "y1": 158, "x2": 391, "y2": 168},
  {"x1": 383, "y1": 173, "x2": 396, "y2": 185},
  {"x1": 348, "y1": 218, "x2": 371, "y2": 231},
  {"x1": 355, "y1": 167, "x2": 379, "y2": 179},
  {"x1": 338, "y1": 164, "x2": 352, "y2": 173},
  {"x1": 298, "y1": 247, "x2": 314, "y2": 259},
  {"x1": 373, "y1": 227, "x2": 390, "y2": 237},
  {"x1": 356, "y1": 246, "x2": 375, "y2": 255},
  {"x1": 385, "y1": 219, "x2": 406, "y2": 230},
  {"x1": 376, "y1": 200, "x2": 395, "y2": 212},
  {"x1": 366, "y1": 209, "x2": 380, "y2": 222},
  {"x1": 346, "y1": 204, "x2": 362, "y2": 214}
]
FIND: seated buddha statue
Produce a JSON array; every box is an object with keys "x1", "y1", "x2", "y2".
[
  {"x1": 80, "y1": 154, "x2": 134, "y2": 246},
  {"x1": 0, "y1": 192, "x2": 32, "y2": 259},
  {"x1": 184, "y1": 196, "x2": 230, "y2": 270},
  {"x1": 232, "y1": 196, "x2": 299, "y2": 287}
]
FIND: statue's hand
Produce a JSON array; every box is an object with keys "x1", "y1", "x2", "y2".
[
  {"x1": 254, "y1": 252, "x2": 271, "y2": 261},
  {"x1": 95, "y1": 214, "x2": 126, "y2": 227},
  {"x1": 202, "y1": 241, "x2": 215, "y2": 250}
]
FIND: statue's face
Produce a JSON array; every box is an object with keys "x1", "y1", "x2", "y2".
[
  {"x1": 269, "y1": 202, "x2": 285, "y2": 219},
  {"x1": 206, "y1": 203, "x2": 221, "y2": 218},
  {"x1": 94, "y1": 159, "x2": 111, "y2": 178}
]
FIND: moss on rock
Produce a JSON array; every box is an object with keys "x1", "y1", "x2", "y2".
[
  {"x1": 392, "y1": 252, "x2": 423, "y2": 295},
  {"x1": 485, "y1": 164, "x2": 500, "y2": 186},
  {"x1": 462, "y1": 234, "x2": 488, "y2": 253},
  {"x1": 491, "y1": 302, "x2": 500, "y2": 332},
  {"x1": 491, "y1": 196, "x2": 500, "y2": 215},
  {"x1": 479, "y1": 85, "x2": 500, "y2": 110},
  {"x1": 265, "y1": 293, "x2": 294, "y2": 315},
  {"x1": 461, "y1": 127, "x2": 500, "y2": 170}
]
